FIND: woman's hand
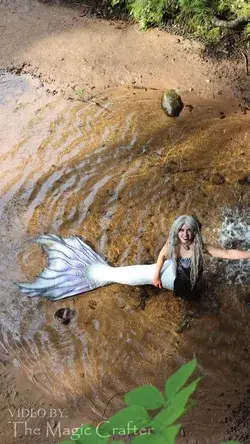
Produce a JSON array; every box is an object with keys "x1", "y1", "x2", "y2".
[{"x1": 152, "y1": 276, "x2": 162, "y2": 288}]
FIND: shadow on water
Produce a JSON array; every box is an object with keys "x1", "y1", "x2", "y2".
[{"x1": 1, "y1": 72, "x2": 250, "y2": 442}]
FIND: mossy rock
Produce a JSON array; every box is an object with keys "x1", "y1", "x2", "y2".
[{"x1": 162, "y1": 89, "x2": 184, "y2": 117}]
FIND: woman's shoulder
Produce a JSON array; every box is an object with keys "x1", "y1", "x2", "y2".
[{"x1": 163, "y1": 242, "x2": 170, "y2": 258}]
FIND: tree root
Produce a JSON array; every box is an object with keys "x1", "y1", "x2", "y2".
[
  {"x1": 211, "y1": 15, "x2": 249, "y2": 29},
  {"x1": 241, "y1": 51, "x2": 249, "y2": 76}
]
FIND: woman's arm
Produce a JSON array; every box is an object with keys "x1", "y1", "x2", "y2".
[
  {"x1": 152, "y1": 244, "x2": 169, "y2": 288},
  {"x1": 205, "y1": 243, "x2": 250, "y2": 260}
]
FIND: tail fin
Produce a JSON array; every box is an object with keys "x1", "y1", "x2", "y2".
[{"x1": 16, "y1": 235, "x2": 107, "y2": 300}]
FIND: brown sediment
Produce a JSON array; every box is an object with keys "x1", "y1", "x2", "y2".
[
  {"x1": 1, "y1": 81, "x2": 250, "y2": 443},
  {"x1": 1, "y1": 2, "x2": 250, "y2": 443}
]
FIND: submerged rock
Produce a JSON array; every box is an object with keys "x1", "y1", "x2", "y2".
[
  {"x1": 54, "y1": 308, "x2": 75, "y2": 325},
  {"x1": 238, "y1": 174, "x2": 250, "y2": 185},
  {"x1": 162, "y1": 89, "x2": 184, "y2": 117},
  {"x1": 212, "y1": 174, "x2": 226, "y2": 185}
]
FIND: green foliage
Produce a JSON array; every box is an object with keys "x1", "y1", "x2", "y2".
[
  {"x1": 221, "y1": 442, "x2": 242, "y2": 444},
  {"x1": 71, "y1": 424, "x2": 108, "y2": 443},
  {"x1": 244, "y1": 22, "x2": 250, "y2": 37},
  {"x1": 178, "y1": 0, "x2": 214, "y2": 16},
  {"x1": 99, "y1": 405, "x2": 151, "y2": 436},
  {"x1": 111, "y1": 0, "x2": 250, "y2": 45},
  {"x1": 176, "y1": 0, "x2": 219, "y2": 43},
  {"x1": 59, "y1": 358, "x2": 240, "y2": 444},
  {"x1": 177, "y1": 0, "x2": 250, "y2": 21},
  {"x1": 128, "y1": 0, "x2": 166, "y2": 30},
  {"x1": 165, "y1": 357, "x2": 197, "y2": 400},
  {"x1": 223, "y1": 0, "x2": 250, "y2": 18},
  {"x1": 125, "y1": 385, "x2": 165, "y2": 409}
]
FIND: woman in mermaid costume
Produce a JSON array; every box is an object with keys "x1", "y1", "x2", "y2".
[{"x1": 17, "y1": 215, "x2": 250, "y2": 301}]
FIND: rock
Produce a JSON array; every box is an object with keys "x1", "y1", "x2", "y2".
[
  {"x1": 162, "y1": 90, "x2": 184, "y2": 117},
  {"x1": 238, "y1": 175, "x2": 250, "y2": 185},
  {"x1": 54, "y1": 308, "x2": 75, "y2": 325},
  {"x1": 211, "y1": 174, "x2": 226, "y2": 185},
  {"x1": 185, "y1": 104, "x2": 193, "y2": 112}
]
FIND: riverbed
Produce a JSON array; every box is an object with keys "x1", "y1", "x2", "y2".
[{"x1": 1, "y1": 66, "x2": 250, "y2": 443}]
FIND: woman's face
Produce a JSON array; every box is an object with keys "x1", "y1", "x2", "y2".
[{"x1": 178, "y1": 224, "x2": 194, "y2": 246}]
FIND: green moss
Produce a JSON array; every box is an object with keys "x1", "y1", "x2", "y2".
[{"x1": 244, "y1": 22, "x2": 250, "y2": 37}]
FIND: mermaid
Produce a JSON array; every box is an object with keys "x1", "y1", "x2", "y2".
[{"x1": 17, "y1": 215, "x2": 250, "y2": 301}]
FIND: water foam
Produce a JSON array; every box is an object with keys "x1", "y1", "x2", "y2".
[{"x1": 219, "y1": 207, "x2": 250, "y2": 286}]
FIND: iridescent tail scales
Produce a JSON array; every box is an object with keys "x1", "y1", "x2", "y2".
[
  {"x1": 17, "y1": 235, "x2": 175, "y2": 300},
  {"x1": 16, "y1": 235, "x2": 109, "y2": 300}
]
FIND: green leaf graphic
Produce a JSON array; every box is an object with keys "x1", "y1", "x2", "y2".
[
  {"x1": 165, "y1": 358, "x2": 197, "y2": 402},
  {"x1": 132, "y1": 431, "x2": 165, "y2": 444},
  {"x1": 152, "y1": 378, "x2": 201, "y2": 431},
  {"x1": 221, "y1": 442, "x2": 241, "y2": 444},
  {"x1": 151, "y1": 401, "x2": 185, "y2": 430},
  {"x1": 162, "y1": 424, "x2": 181, "y2": 444},
  {"x1": 173, "y1": 377, "x2": 201, "y2": 409},
  {"x1": 125, "y1": 385, "x2": 165, "y2": 409},
  {"x1": 71, "y1": 424, "x2": 108, "y2": 444},
  {"x1": 99, "y1": 405, "x2": 150, "y2": 436}
]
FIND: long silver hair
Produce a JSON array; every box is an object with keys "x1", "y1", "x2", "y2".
[{"x1": 167, "y1": 215, "x2": 204, "y2": 288}]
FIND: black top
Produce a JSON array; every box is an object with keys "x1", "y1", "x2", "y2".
[{"x1": 174, "y1": 257, "x2": 203, "y2": 300}]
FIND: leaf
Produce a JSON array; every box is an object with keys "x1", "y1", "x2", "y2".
[
  {"x1": 165, "y1": 358, "x2": 197, "y2": 402},
  {"x1": 172, "y1": 377, "x2": 201, "y2": 411},
  {"x1": 71, "y1": 424, "x2": 108, "y2": 444},
  {"x1": 150, "y1": 402, "x2": 185, "y2": 431},
  {"x1": 132, "y1": 431, "x2": 166, "y2": 444},
  {"x1": 151, "y1": 378, "x2": 201, "y2": 431},
  {"x1": 125, "y1": 385, "x2": 165, "y2": 410},
  {"x1": 162, "y1": 424, "x2": 181, "y2": 444},
  {"x1": 71, "y1": 424, "x2": 93, "y2": 441},
  {"x1": 99, "y1": 405, "x2": 150, "y2": 436},
  {"x1": 221, "y1": 442, "x2": 241, "y2": 444}
]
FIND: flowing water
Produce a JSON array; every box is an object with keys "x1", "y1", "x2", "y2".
[{"x1": 1, "y1": 71, "x2": 250, "y2": 442}]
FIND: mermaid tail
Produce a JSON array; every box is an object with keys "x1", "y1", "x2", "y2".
[{"x1": 17, "y1": 235, "x2": 175, "y2": 300}]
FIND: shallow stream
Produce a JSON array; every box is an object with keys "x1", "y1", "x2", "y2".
[{"x1": 1, "y1": 71, "x2": 250, "y2": 443}]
